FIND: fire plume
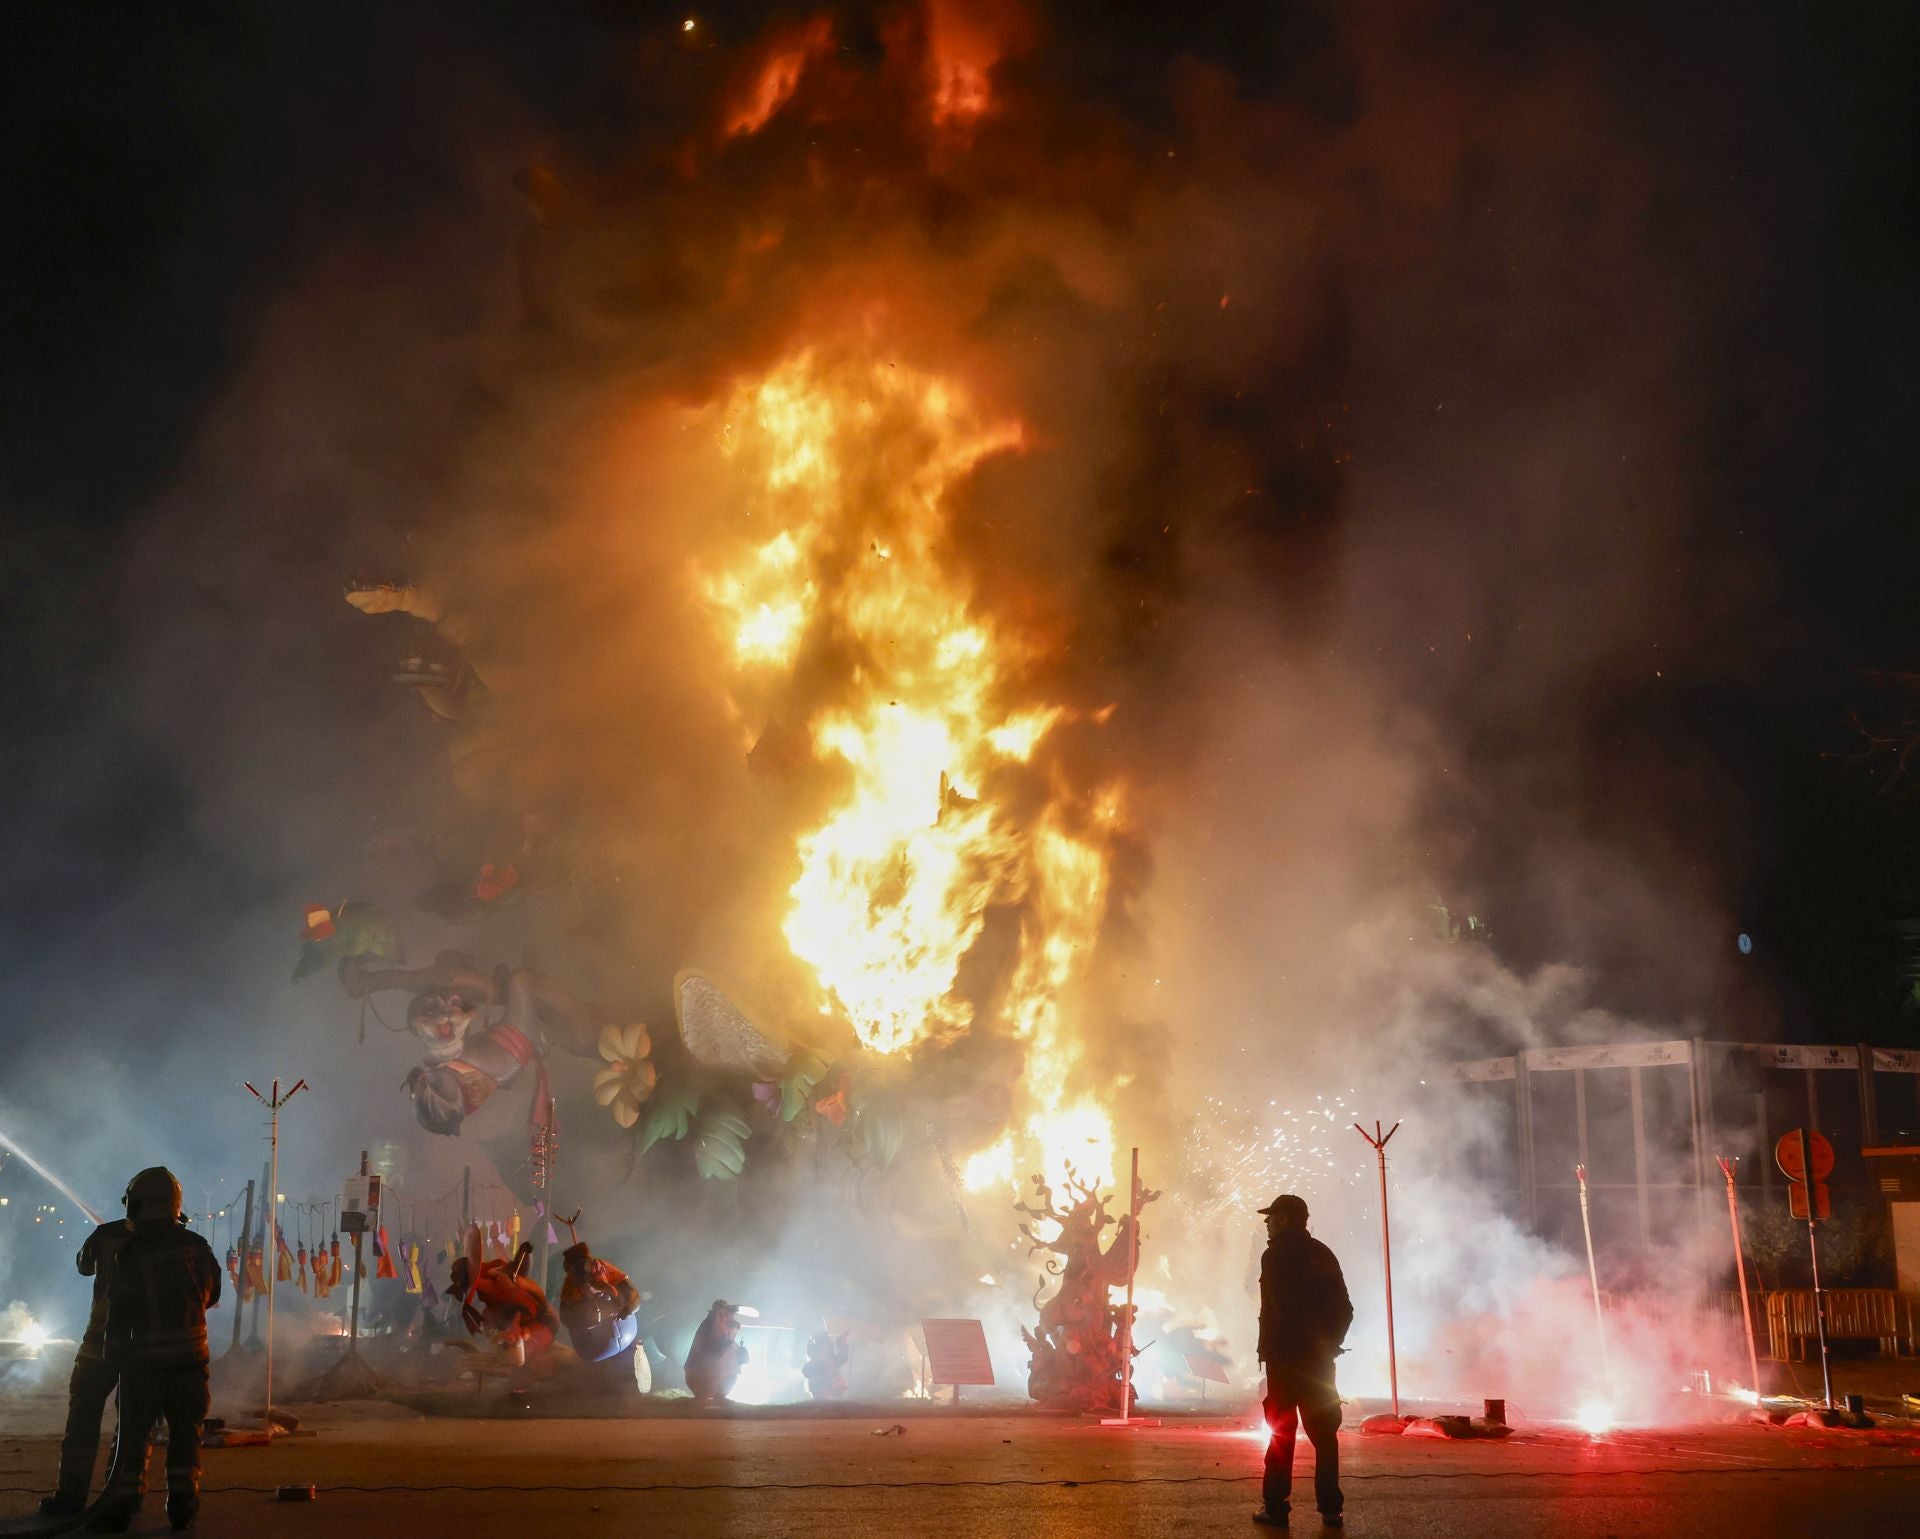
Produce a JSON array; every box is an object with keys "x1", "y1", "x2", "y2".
[
  {"x1": 923, "y1": 0, "x2": 1031, "y2": 129},
  {"x1": 723, "y1": 15, "x2": 834, "y2": 140},
  {"x1": 705, "y1": 347, "x2": 1117, "y2": 1185}
]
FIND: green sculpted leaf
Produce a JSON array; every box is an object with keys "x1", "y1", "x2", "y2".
[
  {"x1": 693, "y1": 1103, "x2": 752, "y2": 1180},
  {"x1": 639, "y1": 1079, "x2": 700, "y2": 1152},
  {"x1": 779, "y1": 1048, "x2": 830, "y2": 1122}
]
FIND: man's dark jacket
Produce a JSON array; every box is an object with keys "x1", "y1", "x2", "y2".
[{"x1": 1257, "y1": 1228, "x2": 1353, "y2": 1366}]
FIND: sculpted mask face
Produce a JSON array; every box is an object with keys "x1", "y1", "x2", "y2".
[{"x1": 409, "y1": 989, "x2": 481, "y2": 1062}]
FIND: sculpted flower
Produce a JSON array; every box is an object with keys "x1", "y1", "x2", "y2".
[{"x1": 594, "y1": 1023, "x2": 657, "y2": 1128}]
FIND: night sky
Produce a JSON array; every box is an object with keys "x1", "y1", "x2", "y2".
[{"x1": 5, "y1": 0, "x2": 1920, "y2": 1098}]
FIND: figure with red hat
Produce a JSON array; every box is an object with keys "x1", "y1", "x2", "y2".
[{"x1": 557, "y1": 1238, "x2": 644, "y2": 1390}]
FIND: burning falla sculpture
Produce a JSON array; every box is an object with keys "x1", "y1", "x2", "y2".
[
  {"x1": 1017, "y1": 1169, "x2": 1158, "y2": 1413},
  {"x1": 302, "y1": 354, "x2": 1122, "y2": 1213}
]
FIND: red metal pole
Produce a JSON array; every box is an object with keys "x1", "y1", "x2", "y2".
[
  {"x1": 1353, "y1": 1120, "x2": 1402, "y2": 1418},
  {"x1": 245, "y1": 1075, "x2": 305, "y2": 1425},
  {"x1": 1575, "y1": 1163, "x2": 1610, "y2": 1376},
  {"x1": 1119, "y1": 1146, "x2": 1140, "y2": 1422},
  {"x1": 1377, "y1": 1134, "x2": 1398, "y2": 1418},
  {"x1": 1717, "y1": 1156, "x2": 1762, "y2": 1397},
  {"x1": 265, "y1": 1080, "x2": 278, "y2": 1420}
]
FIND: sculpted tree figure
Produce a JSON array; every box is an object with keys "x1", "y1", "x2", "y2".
[{"x1": 1015, "y1": 1168, "x2": 1157, "y2": 1412}]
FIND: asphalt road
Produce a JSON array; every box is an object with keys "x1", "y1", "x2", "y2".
[{"x1": 2, "y1": 1406, "x2": 1917, "y2": 1538}]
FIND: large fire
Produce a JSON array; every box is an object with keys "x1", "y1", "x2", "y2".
[{"x1": 704, "y1": 348, "x2": 1118, "y2": 1188}]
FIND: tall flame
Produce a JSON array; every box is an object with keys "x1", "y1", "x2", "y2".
[
  {"x1": 705, "y1": 348, "x2": 1116, "y2": 1185},
  {"x1": 723, "y1": 16, "x2": 835, "y2": 140}
]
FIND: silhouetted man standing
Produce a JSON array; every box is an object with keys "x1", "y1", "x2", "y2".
[
  {"x1": 37, "y1": 1206, "x2": 132, "y2": 1516},
  {"x1": 1254, "y1": 1194, "x2": 1352, "y2": 1529}
]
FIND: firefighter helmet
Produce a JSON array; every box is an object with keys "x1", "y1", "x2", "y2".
[{"x1": 123, "y1": 1166, "x2": 184, "y2": 1222}]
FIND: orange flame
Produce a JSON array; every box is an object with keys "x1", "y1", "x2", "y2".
[
  {"x1": 724, "y1": 15, "x2": 835, "y2": 139},
  {"x1": 704, "y1": 347, "x2": 1116, "y2": 1186},
  {"x1": 924, "y1": 0, "x2": 1031, "y2": 129}
]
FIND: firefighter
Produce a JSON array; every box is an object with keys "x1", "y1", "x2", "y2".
[
  {"x1": 1253, "y1": 1194, "x2": 1353, "y2": 1529},
  {"x1": 88, "y1": 1167, "x2": 222, "y2": 1534},
  {"x1": 36, "y1": 1203, "x2": 134, "y2": 1515}
]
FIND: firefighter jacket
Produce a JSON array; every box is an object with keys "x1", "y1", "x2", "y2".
[{"x1": 102, "y1": 1220, "x2": 223, "y2": 1369}]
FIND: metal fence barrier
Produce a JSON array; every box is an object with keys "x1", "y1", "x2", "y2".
[
  {"x1": 1592, "y1": 1288, "x2": 1917, "y2": 1359},
  {"x1": 1764, "y1": 1288, "x2": 1913, "y2": 1359}
]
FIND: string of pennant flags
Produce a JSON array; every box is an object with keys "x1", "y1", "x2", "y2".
[{"x1": 222, "y1": 1173, "x2": 552, "y2": 1311}]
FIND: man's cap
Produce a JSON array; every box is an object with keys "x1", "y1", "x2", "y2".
[
  {"x1": 710, "y1": 1299, "x2": 738, "y2": 1312},
  {"x1": 1257, "y1": 1194, "x2": 1309, "y2": 1222},
  {"x1": 562, "y1": 1242, "x2": 591, "y2": 1264}
]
